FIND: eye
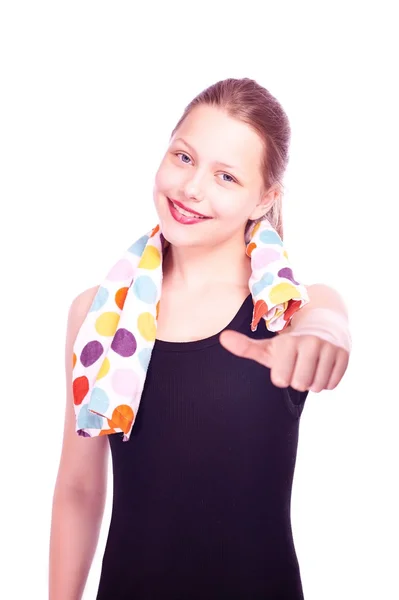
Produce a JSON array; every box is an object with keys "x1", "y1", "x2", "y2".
[
  {"x1": 219, "y1": 173, "x2": 236, "y2": 183},
  {"x1": 176, "y1": 152, "x2": 192, "y2": 164}
]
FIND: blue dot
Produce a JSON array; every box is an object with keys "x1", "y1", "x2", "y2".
[
  {"x1": 138, "y1": 348, "x2": 152, "y2": 370},
  {"x1": 128, "y1": 235, "x2": 150, "y2": 256},
  {"x1": 88, "y1": 387, "x2": 110, "y2": 414},
  {"x1": 133, "y1": 275, "x2": 158, "y2": 304},
  {"x1": 89, "y1": 286, "x2": 109, "y2": 312},
  {"x1": 260, "y1": 230, "x2": 283, "y2": 246},
  {"x1": 253, "y1": 272, "x2": 274, "y2": 296},
  {"x1": 77, "y1": 404, "x2": 104, "y2": 430}
]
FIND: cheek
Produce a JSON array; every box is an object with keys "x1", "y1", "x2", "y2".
[
  {"x1": 213, "y1": 190, "x2": 252, "y2": 221},
  {"x1": 154, "y1": 160, "x2": 179, "y2": 193}
]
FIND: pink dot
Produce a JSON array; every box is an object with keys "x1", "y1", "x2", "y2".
[
  {"x1": 252, "y1": 247, "x2": 281, "y2": 270},
  {"x1": 107, "y1": 259, "x2": 135, "y2": 281},
  {"x1": 112, "y1": 369, "x2": 140, "y2": 397}
]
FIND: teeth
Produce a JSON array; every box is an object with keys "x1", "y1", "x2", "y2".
[{"x1": 172, "y1": 201, "x2": 206, "y2": 219}]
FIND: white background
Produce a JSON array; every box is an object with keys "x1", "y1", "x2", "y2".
[{"x1": 1, "y1": 1, "x2": 398, "y2": 598}]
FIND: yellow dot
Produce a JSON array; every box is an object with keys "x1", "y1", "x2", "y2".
[
  {"x1": 137, "y1": 312, "x2": 156, "y2": 341},
  {"x1": 283, "y1": 250, "x2": 289, "y2": 260},
  {"x1": 269, "y1": 282, "x2": 299, "y2": 305},
  {"x1": 250, "y1": 222, "x2": 261, "y2": 238},
  {"x1": 95, "y1": 311, "x2": 120, "y2": 336},
  {"x1": 138, "y1": 245, "x2": 161, "y2": 270},
  {"x1": 96, "y1": 357, "x2": 110, "y2": 380}
]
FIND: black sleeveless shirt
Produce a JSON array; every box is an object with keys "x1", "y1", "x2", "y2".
[{"x1": 96, "y1": 294, "x2": 308, "y2": 599}]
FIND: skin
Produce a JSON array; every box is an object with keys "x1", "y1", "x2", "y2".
[
  {"x1": 153, "y1": 104, "x2": 278, "y2": 287},
  {"x1": 49, "y1": 103, "x2": 350, "y2": 599},
  {"x1": 153, "y1": 104, "x2": 350, "y2": 393}
]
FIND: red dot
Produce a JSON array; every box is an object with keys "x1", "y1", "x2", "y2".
[
  {"x1": 284, "y1": 299, "x2": 302, "y2": 324},
  {"x1": 73, "y1": 376, "x2": 89, "y2": 405}
]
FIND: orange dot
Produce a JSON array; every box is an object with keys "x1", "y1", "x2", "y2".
[
  {"x1": 251, "y1": 299, "x2": 269, "y2": 331},
  {"x1": 150, "y1": 224, "x2": 160, "y2": 237},
  {"x1": 107, "y1": 405, "x2": 134, "y2": 434},
  {"x1": 246, "y1": 242, "x2": 257, "y2": 257},
  {"x1": 115, "y1": 287, "x2": 128, "y2": 310},
  {"x1": 99, "y1": 428, "x2": 116, "y2": 436},
  {"x1": 73, "y1": 376, "x2": 89, "y2": 405},
  {"x1": 72, "y1": 352, "x2": 77, "y2": 369},
  {"x1": 156, "y1": 300, "x2": 160, "y2": 320}
]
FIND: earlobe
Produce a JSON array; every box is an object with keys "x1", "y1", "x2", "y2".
[
  {"x1": 250, "y1": 187, "x2": 280, "y2": 221},
  {"x1": 249, "y1": 203, "x2": 272, "y2": 222}
]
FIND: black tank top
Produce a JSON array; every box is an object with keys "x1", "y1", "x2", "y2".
[{"x1": 96, "y1": 294, "x2": 308, "y2": 599}]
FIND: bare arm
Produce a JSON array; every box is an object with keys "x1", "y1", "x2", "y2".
[
  {"x1": 279, "y1": 284, "x2": 351, "y2": 352},
  {"x1": 49, "y1": 286, "x2": 109, "y2": 600},
  {"x1": 292, "y1": 283, "x2": 349, "y2": 324}
]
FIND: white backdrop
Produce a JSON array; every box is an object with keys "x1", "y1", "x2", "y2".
[{"x1": 1, "y1": 1, "x2": 398, "y2": 598}]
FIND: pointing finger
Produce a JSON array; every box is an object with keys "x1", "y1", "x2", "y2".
[{"x1": 219, "y1": 330, "x2": 273, "y2": 368}]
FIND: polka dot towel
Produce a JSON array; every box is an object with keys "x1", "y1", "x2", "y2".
[{"x1": 72, "y1": 219, "x2": 309, "y2": 441}]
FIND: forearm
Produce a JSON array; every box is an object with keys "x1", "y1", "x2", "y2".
[
  {"x1": 49, "y1": 485, "x2": 106, "y2": 600},
  {"x1": 293, "y1": 283, "x2": 349, "y2": 324},
  {"x1": 285, "y1": 284, "x2": 351, "y2": 352}
]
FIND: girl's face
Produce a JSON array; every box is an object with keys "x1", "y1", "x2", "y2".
[{"x1": 153, "y1": 104, "x2": 274, "y2": 248}]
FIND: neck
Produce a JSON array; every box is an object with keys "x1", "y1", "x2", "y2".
[{"x1": 162, "y1": 235, "x2": 252, "y2": 293}]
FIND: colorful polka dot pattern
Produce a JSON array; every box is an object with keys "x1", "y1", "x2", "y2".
[
  {"x1": 246, "y1": 220, "x2": 309, "y2": 332},
  {"x1": 72, "y1": 220, "x2": 309, "y2": 442}
]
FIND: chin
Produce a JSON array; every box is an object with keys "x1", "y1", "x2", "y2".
[
  {"x1": 159, "y1": 221, "x2": 205, "y2": 248},
  {"x1": 154, "y1": 194, "x2": 211, "y2": 248}
]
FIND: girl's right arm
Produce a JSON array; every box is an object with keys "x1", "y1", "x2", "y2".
[{"x1": 49, "y1": 286, "x2": 109, "y2": 600}]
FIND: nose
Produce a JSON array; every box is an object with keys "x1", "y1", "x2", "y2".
[{"x1": 183, "y1": 172, "x2": 205, "y2": 203}]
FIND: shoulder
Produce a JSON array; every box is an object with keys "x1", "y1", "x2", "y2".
[
  {"x1": 66, "y1": 285, "x2": 100, "y2": 339},
  {"x1": 68, "y1": 285, "x2": 100, "y2": 318}
]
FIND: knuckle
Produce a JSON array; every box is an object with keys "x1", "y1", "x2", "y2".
[
  {"x1": 299, "y1": 335, "x2": 322, "y2": 350},
  {"x1": 271, "y1": 371, "x2": 288, "y2": 387},
  {"x1": 291, "y1": 380, "x2": 310, "y2": 392}
]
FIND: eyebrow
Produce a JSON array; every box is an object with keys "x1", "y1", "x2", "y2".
[{"x1": 172, "y1": 137, "x2": 241, "y2": 173}]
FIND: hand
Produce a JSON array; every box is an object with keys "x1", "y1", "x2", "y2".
[{"x1": 219, "y1": 330, "x2": 349, "y2": 392}]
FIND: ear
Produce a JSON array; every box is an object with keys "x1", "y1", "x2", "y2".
[{"x1": 249, "y1": 185, "x2": 281, "y2": 221}]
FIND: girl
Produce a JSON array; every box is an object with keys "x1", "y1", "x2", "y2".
[{"x1": 49, "y1": 78, "x2": 351, "y2": 599}]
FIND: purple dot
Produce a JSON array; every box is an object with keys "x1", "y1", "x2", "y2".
[
  {"x1": 80, "y1": 340, "x2": 104, "y2": 367},
  {"x1": 77, "y1": 430, "x2": 91, "y2": 438},
  {"x1": 278, "y1": 267, "x2": 300, "y2": 285},
  {"x1": 111, "y1": 328, "x2": 137, "y2": 357}
]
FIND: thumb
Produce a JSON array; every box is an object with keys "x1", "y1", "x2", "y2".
[{"x1": 219, "y1": 330, "x2": 274, "y2": 368}]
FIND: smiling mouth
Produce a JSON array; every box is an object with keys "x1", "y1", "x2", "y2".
[{"x1": 167, "y1": 198, "x2": 212, "y2": 219}]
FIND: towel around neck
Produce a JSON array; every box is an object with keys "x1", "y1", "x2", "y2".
[{"x1": 72, "y1": 219, "x2": 309, "y2": 441}]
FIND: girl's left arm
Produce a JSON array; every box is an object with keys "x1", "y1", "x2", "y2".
[
  {"x1": 292, "y1": 283, "x2": 348, "y2": 323},
  {"x1": 281, "y1": 284, "x2": 351, "y2": 353}
]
